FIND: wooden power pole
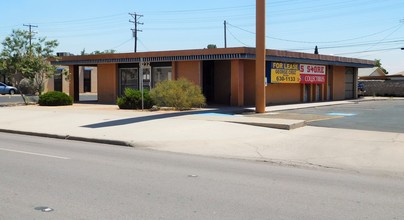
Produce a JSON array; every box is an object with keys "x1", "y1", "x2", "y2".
[{"x1": 255, "y1": 0, "x2": 266, "y2": 113}]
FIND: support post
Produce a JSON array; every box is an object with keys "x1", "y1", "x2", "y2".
[{"x1": 255, "y1": 0, "x2": 266, "y2": 113}]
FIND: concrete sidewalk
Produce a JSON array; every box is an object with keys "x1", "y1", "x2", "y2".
[{"x1": 1, "y1": 100, "x2": 404, "y2": 177}]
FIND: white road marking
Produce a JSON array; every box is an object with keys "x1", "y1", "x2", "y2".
[{"x1": 0, "y1": 148, "x2": 70, "y2": 160}]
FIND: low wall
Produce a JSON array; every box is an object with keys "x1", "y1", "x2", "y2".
[{"x1": 359, "y1": 80, "x2": 404, "y2": 97}]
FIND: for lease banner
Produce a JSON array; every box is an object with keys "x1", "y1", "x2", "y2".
[
  {"x1": 269, "y1": 62, "x2": 300, "y2": 83},
  {"x1": 299, "y1": 64, "x2": 326, "y2": 84}
]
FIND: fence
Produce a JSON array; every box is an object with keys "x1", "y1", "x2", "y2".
[{"x1": 359, "y1": 80, "x2": 404, "y2": 97}]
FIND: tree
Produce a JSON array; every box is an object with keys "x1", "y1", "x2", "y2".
[
  {"x1": 207, "y1": 44, "x2": 217, "y2": 49},
  {"x1": 374, "y1": 59, "x2": 389, "y2": 75},
  {"x1": 80, "y1": 49, "x2": 116, "y2": 55},
  {"x1": 0, "y1": 29, "x2": 59, "y2": 102}
]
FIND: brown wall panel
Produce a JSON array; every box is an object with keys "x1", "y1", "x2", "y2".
[
  {"x1": 97, "y1": 64, "x2": 117, "y2": 104},
  {"x1": 266, "y1": 83, "x2": 301, "y2": 105},
  {"x1": 243, "y1": 60, "x2": 256, "y2": 106},
  {"x1": 230, "y1": 60, "x2": 244, "y2": 106},
  {"x1": 332, "y1": 66, "x2": 346, "y2": 100},
  {"x1": 175, "y1": 61, "x2": 201, "y2": 86}
]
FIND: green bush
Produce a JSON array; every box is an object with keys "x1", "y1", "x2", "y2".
[
  {"x1": 149, "y1": 78, "x2": 206, "y2": 110},
  {"x1": 38, "y1": 91, "x2": 73, "y2": 106},
  {"x1": 117, "y1": 88, "x2": 154, "y2": 109}
]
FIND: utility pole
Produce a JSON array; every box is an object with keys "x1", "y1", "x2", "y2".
[
  {"x1": 255, "y1": 0, "x2": 266, "y2": 113},
  {"x1": 224, "y1": 20, "x2": 227, "y2": 48},
  {"x1": 23, "y1": 24, "x2": 38, "y2": 46},
  {"x1": 129, "y1": 13, "x2": 143, "y2": 53}
]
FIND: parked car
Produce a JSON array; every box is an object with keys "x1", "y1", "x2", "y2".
[
  {"x1": 0, "y1": 82, "x2": 18, "y2": 95},
  {"x1": 358, "y1": 82, "x2": 366, "y2": 96}
]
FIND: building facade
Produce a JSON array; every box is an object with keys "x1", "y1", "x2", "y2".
[
  {"x1": 51, "y1": 47, "x2": 374, "y2": 106},
  {"x1": 44, "y1": 66, "x2": 98, "y2": 95}
]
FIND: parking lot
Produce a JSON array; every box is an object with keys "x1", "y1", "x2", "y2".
[{"x1": 252, "y1": 100, "x2": 404, "y2": 133}]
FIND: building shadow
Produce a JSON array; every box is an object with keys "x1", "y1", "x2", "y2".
[{"x1": 82, "y1": 107, "x2": 248, "y2": 129}]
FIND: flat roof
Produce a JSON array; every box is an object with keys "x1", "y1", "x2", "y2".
[{"x1": 52, "y1": 47, "x2": 375, "y2": 68}]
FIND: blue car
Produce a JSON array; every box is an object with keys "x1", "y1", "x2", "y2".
[{"x1": 0, "y1": 82, "x2": 17, "y2": 95}]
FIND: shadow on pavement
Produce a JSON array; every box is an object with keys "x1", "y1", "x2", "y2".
[{"x1": 82, "y1": 108, "x2": 245, "y2": 129}]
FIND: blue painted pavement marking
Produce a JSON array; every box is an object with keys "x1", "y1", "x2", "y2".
[
  {"x1": 326, "y1": 113, "x2": 357, "y2": 117},
  {"x1": 198, "y1": 113, "x2": 239, "y2": 117}
]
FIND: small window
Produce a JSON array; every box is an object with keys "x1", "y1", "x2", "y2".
[{"x1": 152, "y1": 67, "x2": 172, "y2": 88}]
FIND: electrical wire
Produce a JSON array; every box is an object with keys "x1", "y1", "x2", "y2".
[
  {"x1": 333, "y1": 47, "x2": 401, "y2": 55},
  {"x1": 112, "y1": 38, "x2": 133, "y2": 50},
  {"x1": 226, "y1": 27, "x2": 250, "y2": 47},
  {"x1": 360, "y1": 23, "x2": 403, "y2": 52},
  {"x1": 138, "y1": 38, "x2": 150, "y2": 51},
  {"x1": 227, "y1": 22, "x2": 404, "y2": 44}
]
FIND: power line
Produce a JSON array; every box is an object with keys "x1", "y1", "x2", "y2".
[
  {"x1": 286, "y1": 39, "x2": 404, "y2": 51},
  {"x1": 334, "y1": 47, "x2": 401, "y2": 56},
  {"x1": 23, "y1": 24, "x2": 38, "y2": 46},
  {"x1": 138, "y1": 38, "x2": 150, "y2": 51},
  {"x1": 112, "y1": 38, "x2": 133, "y2": 50},
  {"x1": 227, "y1": 22, "x2": 404, "y2": 44},
  {"x1": 226, "y1": 26, "x2": 249, "y2": 47},
  {"x1": 360, "y1": 23, "x2": 403, "y2": 52},
  {"x1": 129, "y1": 12, "x2": 144, "y2": 53}
]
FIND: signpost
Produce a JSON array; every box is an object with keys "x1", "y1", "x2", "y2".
[{"x1": 139, "y1": 58, "x2": 151, "y2": 110}]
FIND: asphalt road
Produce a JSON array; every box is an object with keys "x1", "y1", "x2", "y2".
[
  {"x1": 255, "y1": 100, "x2": 404, "y2": 133},
  {"x1": 1, "y1": 133, "x2": 403, "y2": 220},
  {"x1": 0, "y1": 94, "x2": 27, "y2": 104}
]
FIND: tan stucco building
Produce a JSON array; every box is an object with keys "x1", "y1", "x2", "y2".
[
  {"x1": 51, "y1": 47, "x2": 374, "y2": 106},
  {"x1": 44, "y1": 66, "x2": 97, "y2": 95}
]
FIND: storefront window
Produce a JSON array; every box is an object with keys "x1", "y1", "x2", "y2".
[
  {"x1": 119, "y1": 68, "x2": 138, "y2": 95},
  {"x1": 152, "y1": 67, "x2": 172, "y2": 88}
]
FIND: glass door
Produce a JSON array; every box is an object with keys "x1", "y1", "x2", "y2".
[{"x1": 119, "y1": 68, "x2": 139, "y2": 96}]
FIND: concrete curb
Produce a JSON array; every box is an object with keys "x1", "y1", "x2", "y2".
[
  {"x1": 0, "y1": 129, "x2": 133, "y2": 148},
  {"x1": 229, "y1": 120, "x2": 305, "y2": 130},
  {"x1": 188, "y1": 115, "x2": 306, "y2": 130}
]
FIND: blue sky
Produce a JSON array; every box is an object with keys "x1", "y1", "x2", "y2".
[{"x1": 1, "y1": 0, "x2": 403, "y2": 73}]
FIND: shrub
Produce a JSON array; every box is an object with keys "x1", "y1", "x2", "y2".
[
  {"x1": 117, "y1": 88, "x2": 154, "y2": 109},
  {"x1": 18, "y1": 78, "x2": 35, "y2": 95},
  {"x1": 38, "y1": 91, "x2": 73, "y2": 106},
  {"x1": 149, "y1": 78, "x2": 206, "y2": 110}
]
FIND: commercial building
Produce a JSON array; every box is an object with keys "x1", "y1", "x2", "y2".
[
  {"x1": 44, "y1": 66, "x2": 97, "y2": 95},
  {"x1": 51, "y1": 47, "x2": 374, "y2": 106}
]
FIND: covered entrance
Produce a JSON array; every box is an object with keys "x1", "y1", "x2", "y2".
[
  {"x1": 202, "y1": 60, "x2": 231, "y2": 105},
  {"x1": 71, "y1": 65, "x2": 98, "y2": 102}
]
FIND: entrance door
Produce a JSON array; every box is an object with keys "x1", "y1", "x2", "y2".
[
  {"x1": 345, "y1": 68, "x2": 354, "y2": 99},
  {"x1": 119, "y1": 68, "x2": 139, "y2": 96},
  {"x1": 315, "y1": 84, "x2": 320, "y2": 101},
  {"x1": 303, "y1": 84, "x2": 310, "y2": 102},
  {"x1": 54, "y1": 71, "x2": 63, "y2": 92},
  {"x1": 83, "y1": 69, "x2": 91, "y2": 92},
  {"x1": 203, "y1": 61, "x2": 215, "y2": 103}
]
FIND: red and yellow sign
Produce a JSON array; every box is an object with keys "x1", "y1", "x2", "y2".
[
  {"x1": 269, "y1": 62, "x2": 300, "y2": 83},
  {"x1": 299, "y1": 64, "x2": 326, "y2": 84}
]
